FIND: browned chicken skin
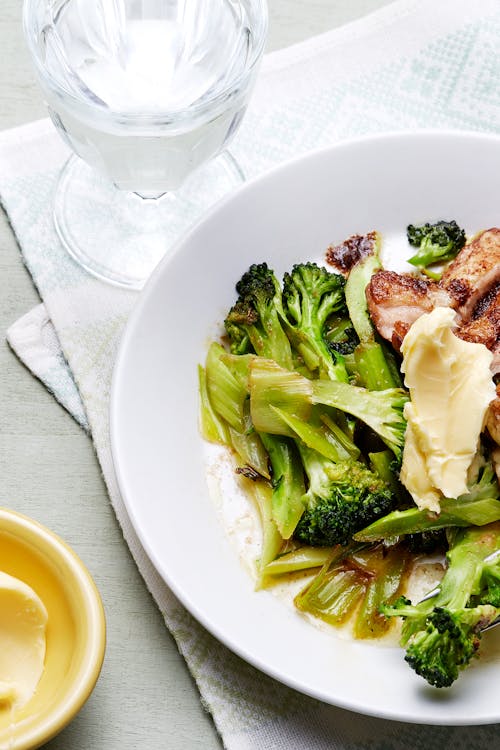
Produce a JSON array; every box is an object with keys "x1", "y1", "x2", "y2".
[
  {"x1": 458, "y1": 281, "x2": 500, "y2": 374},
  {"x1": 440, "y1": 228, "x2": 500, "y2": 319},
  {"x1": 365, "y1": 271, "x2": 451, "y2": 351},
  {"x1": 325, "y1": 232, "x2": 378, "y2": 275},
  {"x1": 360, "y1": 227, "x2": 500, "y2": 450}
]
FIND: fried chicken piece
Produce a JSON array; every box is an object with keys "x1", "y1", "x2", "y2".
[
  {"x1": 325, "y1": 232, "x2": 378, "y2": 276},
  {"x1": 440, "y1": 228, "x2": 500, "y2": 318},
  {"x1": 365, "y1": 270, "x2": 452, "y2": 351},
  {"x1": 365, "y1": 229, "x2": 500, "y2": 357},
  {"x1": 458, "y1": 281, "x2": 500, "y2": 375}
]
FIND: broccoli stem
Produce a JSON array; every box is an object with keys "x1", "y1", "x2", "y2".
[
  {"x1": 263, "y1": 547, "x2": 332, "y2": 577},
  {"x1": 369, "y1": 450, "x2": 406, "y2": 503},
  {"x1": 204, "y1": 342, "x2": 248, "y2": 432},
  {"x1": 229, "y1": 424, "x2": 270, "y2": 480},
  {"x1": 312, "y1": 379, "x2": 407, "y2": 459},
  {"x1": 354, "y1": 497, "x2": 500, "y2": 541},
  {"x1": 241, "y1": 478, "x2": 284, "y2": 589},
  {"x1": 345, "y1": 252, "x2": 381, "y2": 344},
  {"x1": 354, "y1": 341, "x2": 401, "y2": 390},
  {"x1": 271, "y1": 405, "x2": 354, "y2": 463},
  {"x1": 249, "y1": 357, "x2": 313, "y2": 437},
  {"x1": 249, "y1": 358, "x2": 407, "y2": 459},
  {"x1": 353, "y1": 545, "x2": 411, "y2": 639},
  {"x1": 369, "y1": 450, "x2": 397, "y2": 485},
  {"x1": 422, "y1": 268, "x2": 442, "y2": 282},
  {"x1": 259, "y1": 432, "x2": 305, "y2": 539},
  {"x1": 319, "y1": 412, "x2": 360, "y2": 459},
  {"x1": 356, "y1": 464, "x2": 500, "y2": 541},
  {"x1": 198, "y1": 364, "x2": 231, "y2": 445},
  {"x1": 294, "y1": 546, "x2": 368, "y2": 625},
  {"x1": 343, "y1": 241, "x2": 404, "y2": 393}
]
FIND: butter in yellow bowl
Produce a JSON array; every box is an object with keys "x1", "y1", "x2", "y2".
[{"x1": 0, "y1": 507, "x2": 106, "y2": 750}]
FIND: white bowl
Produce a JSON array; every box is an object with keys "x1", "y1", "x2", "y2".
[{"x1": 111, "y1": 130, "x2": 500, "y2": 725}]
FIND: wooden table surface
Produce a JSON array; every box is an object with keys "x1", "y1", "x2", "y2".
[{"x1": 0, "y1": 1, "x2": 392, "y2": 747}]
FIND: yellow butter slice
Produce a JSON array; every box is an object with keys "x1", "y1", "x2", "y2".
[
  {"x1": 0, "y1": 571, "x2": 48, "y2": 710},
  {"x1": 401, "y1": 306, "x2": 495, "y2": 511}
]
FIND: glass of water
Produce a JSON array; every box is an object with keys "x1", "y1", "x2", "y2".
[{"x1": 23, "y1": 0, "x2": 268, "y2": 288}]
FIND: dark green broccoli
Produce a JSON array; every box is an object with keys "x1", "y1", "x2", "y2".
[
  {"x1": 406, "y1": 220, "x2": 466, "y2": 269},
  {"x1": 325, "y1": 316, "x2": 359, "y2": 356},
  {"x1": 293, "y1": 444, "x2": 397, "y2": 546},
  {"x1": 281, "y1": 262, "x2": 349, "y2": 381},
  {"x1": 224, "y1": 263, "x2": 293, "y2": 369},
  {"x1": 389, "y1": 600, "x2": 494, "y2": 688},
  {"x1": 381, "y1": 523, "x2": 500, "y2": 688},
  {"x1": 405, "y1": 529, "x2": 447, "y2": 554}
]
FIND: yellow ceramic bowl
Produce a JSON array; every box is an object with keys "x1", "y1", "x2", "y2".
[{"x1": 0, "y1": 508, "x2": 106, "y2": 750}]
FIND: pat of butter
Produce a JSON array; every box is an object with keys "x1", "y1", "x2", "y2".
[
  {"x1": 400, "y1": 306, "x2": 495, "y2": 512},
  {"x1": 0, "y1": 572, "x2": 48, "y2": 710}
]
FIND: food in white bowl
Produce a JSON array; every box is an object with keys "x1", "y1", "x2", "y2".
[
  {"x1": 199, "y1": 219, "x2": 500, "y2": 690},
  {"x1": 111, "y1": 132, "x2": 500, "y2": 723}
]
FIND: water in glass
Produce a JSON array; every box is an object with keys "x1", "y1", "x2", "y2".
[{"x1": 38, "y1": 0, "x2": 261, "y2": 195}]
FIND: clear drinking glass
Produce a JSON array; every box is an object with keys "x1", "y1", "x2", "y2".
[{"x1": 23, "y1": 0, "x2": 268, "y2": 288}]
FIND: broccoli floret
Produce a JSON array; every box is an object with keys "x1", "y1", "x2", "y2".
[
  {"x1": 294, "y1": 446, "x2": 397, "y2": 546},
  {"x1": 282, "y1": 262, "x2": 348, "y2": 381},
  {"x1": 224, "y1": 263, "x2": 293, "y2": 368},
  {"x1": 406, "y1": 220, "x2": 466, "y2": 269},
  {"x1": 382, "y1": 523, "x2": 500, "y2": 688},
  {"x1": 404, "y1": 606, "x2": 487, "y2": 688}
]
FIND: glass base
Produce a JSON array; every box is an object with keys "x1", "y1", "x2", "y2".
[{"x1": 53, "y1": 153, "x2": 245, "y2": 289}]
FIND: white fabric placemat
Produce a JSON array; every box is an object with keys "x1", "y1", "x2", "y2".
[{"x1": 4, "y1": 0, "x2": 500, "y2": 746}]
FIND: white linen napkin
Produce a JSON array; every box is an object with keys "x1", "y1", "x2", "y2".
[{"x1": 4, "y1": 0, "x2": 500, "y2": 746}]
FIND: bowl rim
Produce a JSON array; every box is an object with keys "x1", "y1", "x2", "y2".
[{"x1": 0, "y1": 507, "x2": 106, "y2": 750}]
